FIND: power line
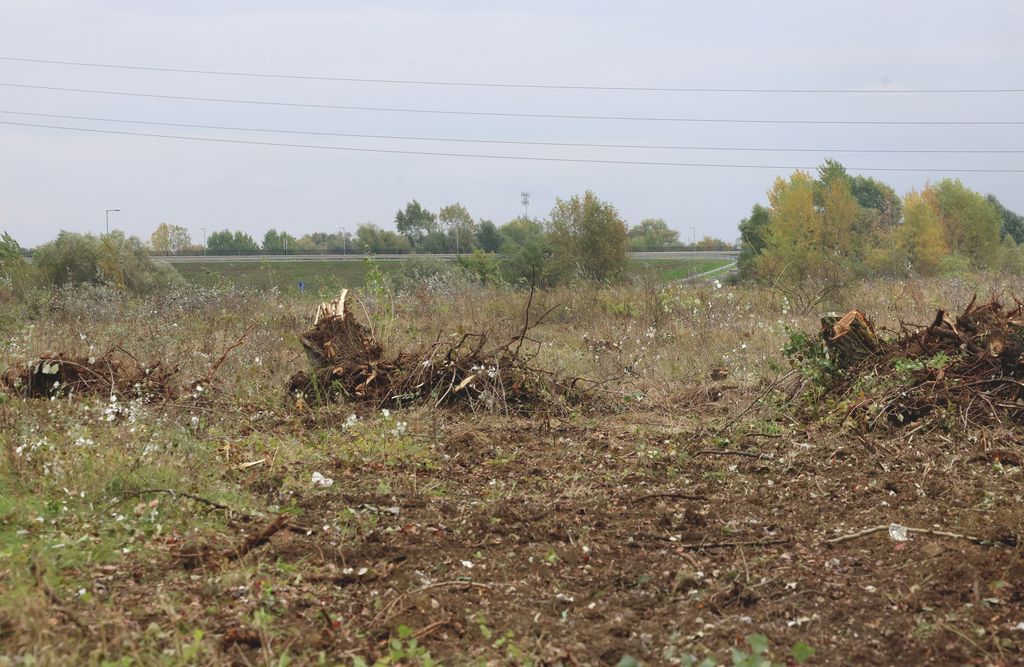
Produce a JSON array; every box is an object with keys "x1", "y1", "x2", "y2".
[
  {"x1": 3, "y1": 82, "x2": 1024, "y2": 126},
  {"x1": 2, "y1": 55, "x2": 1022, "y2": 94},
  {"x1": 4, "y1": 119, "x2": 1024, "y2": 173},
  {"x1": 2, "y1": 109, "x2": 1021, "y2": 154}
]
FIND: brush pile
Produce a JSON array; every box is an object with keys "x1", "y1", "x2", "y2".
[
  {"x1": 287, "y1": 290, "x2": 581, "y2": 412},
  {"x1": 816, "y1": 296, "x2": 1024, "y2": 427},
  {"x1": 1, "y1": 349, "x2": 179, "y2": 401}
]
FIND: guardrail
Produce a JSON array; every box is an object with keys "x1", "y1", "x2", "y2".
[{"x1": 153, "y1": 250, "x2": 740, "y2": 264}]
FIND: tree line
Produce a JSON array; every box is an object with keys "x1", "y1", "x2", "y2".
[
  {"x1": 188, "y1": 201, "x2": 732, "y2": 257},
  {"x1": 4, "y1": 191, "x2": 732, "y2": 292},
  {"x1": 149, "y1": 195, "x2": 734, "y2": 284},
  {"x1": 737, "y1": 159, "x2": 1024, "y2": 308}
]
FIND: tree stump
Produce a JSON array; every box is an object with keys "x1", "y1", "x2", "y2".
[{"x1": 820, "y1": 310, "x2": 882, "y2": 369}]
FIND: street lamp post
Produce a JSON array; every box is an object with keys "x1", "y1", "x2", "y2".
[
  {"x1": 105, "y1": 208, "x2": 121, "y2": 235},
  {"x1": 200, "y1": 227, "x2": 206, "y2": 256},
  {"x1": 689, "y1": 226, "x2": 696, "y2": 245}
]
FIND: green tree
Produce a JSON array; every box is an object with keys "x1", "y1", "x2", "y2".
[
  {"x1": 232, "y1": 231, "x2": 259, "y2": 253},
  {"x1": 33, "y1": 231, "x2": 102, "y2": 285},
  {"x1": 850, "y1": 175, "x2": 902, "y2": 227},
  {"x1": 394, "y1": 200, "x2": 437, "y2": 247},
  {"x1": 737, "y1": 203, "x2": 770, "y2": 280},
  {"x1": 206, "y1": 230, "x2": 259, "y2": 254},
  {"x1": 301, "y1": 231, "x2": 353, "y2": 254},
  {"x1": 497, "y1": 217, "x2": 551, "y2": 285},
  {"x1": 438, "y1": 203, "x2": 478, "y2": 254},
  {"x1": 0, "y1": 231, "x2": 32, "y2": 295},
  {"x1": 627, "y1": 218, "x2": 680, "y2": 250},
  {"x1": 262, "y1": 229, "x2": 298, "y2": 254},
  {"x1": 987, "y1": 194, "x2": 1024, "y2": 244},
  {"x1": 476, "y1": 220, "x2": 503, "y2": 252},
  {"x1": 206, "y1": 230, "x2": 232, "y2": 254},
  {"x1": 499, "y1": 216, "x2": 545, "y2": 247},
  {"x1": 547, "y1": 191, "x2": 629, "y2": 281},
  {"x1": 815, "y1": 158, "x2": 850, "y2": 197},
  {"x1": 355, "y1": 223, "x2": 411, "y2": 253},
  {"x1": 457, "y1": 249, "x2": 501, "y2": 284}
]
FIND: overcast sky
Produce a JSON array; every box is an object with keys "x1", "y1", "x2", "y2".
[{"x1": 3, "y1": 0, "x2": 1024, "y2": 248}]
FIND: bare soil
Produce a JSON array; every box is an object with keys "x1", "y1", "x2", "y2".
[{"x1": 62, "y1": 394, "x2": 1024, "y2": 665}]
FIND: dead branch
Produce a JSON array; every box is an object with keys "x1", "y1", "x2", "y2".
[
  {"x1": 512, "y1": 267, "x2": 537, "y2": 358},
  {"x1": 693, "y1": 449, "x2": 765, "y2": 459},
  {"x1": 203, "y1": 317, "x2": 260, "y2": 386},
  {"x1": 631, "y1": 492, "x2": 705, "y2": 504},
  {"x1": 824, "y1": 524, "x2": 1005, "y2": 546},
  {"x1": 222, "y1": 514, "x2": 290, "y2": 561},
  {"x1": 678, "y1": 538, "x2": 790, "y2": 550}
]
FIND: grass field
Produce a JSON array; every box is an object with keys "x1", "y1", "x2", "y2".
[
  {"x1": 170, "y1": 257, "x2": 732, "y2": 295},
  {"x1": 2, "y1": 273, "x2": 1023, "y2": 664}
]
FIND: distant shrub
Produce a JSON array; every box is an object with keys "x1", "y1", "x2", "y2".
[
  {"x1": 939, "y1": 253, "x2": 972, "y2": 277},
  {"x1": 456, "y1": 250, "x2": 502, "y2": 284},
  {"x1": 0, "y1": 231, "x2": 33, "y2": 292},
  {"x1": 32, "y1": 231, "x2": 182, "y2": 293},
  {"x1": 396, "y1": 257, "x2": 455, "y2": 284}
]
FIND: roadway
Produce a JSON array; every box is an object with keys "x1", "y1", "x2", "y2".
[{"x1": 154, "y1": 250, "x2": 740, "y2": 263}]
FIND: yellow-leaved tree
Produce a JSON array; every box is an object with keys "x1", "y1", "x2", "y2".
[
  {"x1": 899, "y1": 190, "x2": 947, "y2": 276},
  {"x1": 754, "y1": 171, "x2": 852, "y2": 310},
  {"x1": 819, "y1": 176, "x2": 864, "y2": 261},
  {"x1": 924, "y1": 179, "x2": 1001, "y2": 270}
]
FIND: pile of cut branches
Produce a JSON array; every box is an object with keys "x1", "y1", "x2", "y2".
[
  {"x1": 1, "y1": 348, "x2": 179, "y2": 401},
  {"x1": 1, "y1": 320, "x2": 258, "y2": 403},
  {"x1": 809, "y1": 296, "x2": 1024, "y2": 427},
  {"x1": 287, "y1": 290, "x2": 584, "y2": 413}
]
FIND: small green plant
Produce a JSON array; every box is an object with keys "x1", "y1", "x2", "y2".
[
  {"x1": 673, "y1": 634, "x2": 816, "y2": 666},
  {"x1": 782, "y1": 327, "x2": 837, "y2": 389},
  {"x1": 352, "y1": 625, "x2": 440, "y2": 666}
]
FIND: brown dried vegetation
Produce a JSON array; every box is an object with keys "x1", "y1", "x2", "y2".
[{"x1": 820, "y1": 297, "x2": 1024, "y2": 427}]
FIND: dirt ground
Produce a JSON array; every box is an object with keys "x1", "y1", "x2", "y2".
[
  {"x1": 7, "y1": 278, "x2": 1024, "y2": 665},
  {"x1": 52, "y1": 391, "x2": 1024, "y2": 666}
]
